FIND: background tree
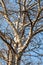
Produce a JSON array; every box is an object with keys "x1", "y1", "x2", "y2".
[{"x1": 0, "y1": 0, "x2": 43, "y2": 65}]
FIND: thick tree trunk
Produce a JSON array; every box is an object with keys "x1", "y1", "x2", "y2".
[
  {"x1": 14, "y1": 54, "x2": 21, "y2": 65},
  {"x1": 8, "y1": 49, "x2": 22, "y2": 65}
]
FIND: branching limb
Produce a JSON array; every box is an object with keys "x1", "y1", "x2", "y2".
[
  {"x1": 0, "y1": 31, "x2": 17, "y2": 54},
  {"x1": 0, "y1": 0, "x2": 22, "y2": 48}
]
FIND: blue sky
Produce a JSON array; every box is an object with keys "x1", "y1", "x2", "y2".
[{"x1": 0, "y1": 0, "x2": 43, "y2": 65}]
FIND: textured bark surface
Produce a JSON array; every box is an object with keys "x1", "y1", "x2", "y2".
[{"x1": 8, "y1": 49, "x2": 22, "y2": 65}]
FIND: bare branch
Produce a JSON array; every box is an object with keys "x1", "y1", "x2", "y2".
[
  {"x1": 0, "y1": 0, "x2": 22, "y2": 47},
  {"x1": 0, "y1": 31, "x2": 17, "y2": 54}
]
